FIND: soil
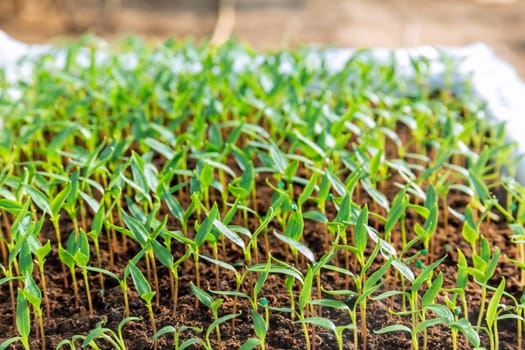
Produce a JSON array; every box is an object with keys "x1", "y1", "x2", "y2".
[
  {"x1": 0, "y1": 119, "x2": 523, "y2": 349},
  {"x1": 1, "y1": 0, "x2": 525, "y2": 78}
]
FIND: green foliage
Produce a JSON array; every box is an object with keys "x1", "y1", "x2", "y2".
[{"x1": 0, "y1": 35, "x2": 522, "y2": 350}]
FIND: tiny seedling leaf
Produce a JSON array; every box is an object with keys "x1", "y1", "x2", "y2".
[
  {"x1": 251, "y1": 310, "x2": 268, "y2": 340},
  {"x1": 128, "y1": 262, "x2": 152, "y2": 299},
  {"x1": 190, "y1": 282, "x2": 213, "y2": 309},
  {"x1": 296, "y1": 317, "x2": 336, "y2": 332},
  {"x1": 195, "y1": 204, "x2": 218, "y2": 247},
  {"x1": 486, "y1": 277, "x2": 505, "y2": 329},
  {"x1": 213, "y1": 218, "x2": 245, "y2": 249},
  {"x1": 422, "y1": 272, "x2": 443, "y2": 307},
  {"x1": 274, "y1": 231, "x2": 314, "y2": 262},
  {"x1": 16, "y1": 289, "x2": 30, "y2": 339},
  {"x1": 354, "y1": 206, "x2": 368, "y2": 256},
  {"x1": 373, "y1": 324, "x2": 412, "y2": 335},
  {"x1": 239, "y1": 338, "x2": 260, "y2": 350}
]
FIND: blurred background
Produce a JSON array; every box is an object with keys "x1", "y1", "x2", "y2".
[{"x1": 1, "y1": 0, "x2": 524, "y2": 77}]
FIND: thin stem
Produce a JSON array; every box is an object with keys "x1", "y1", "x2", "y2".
[
  {"x1": 70, "y1": 266, "x2": 81, "y2": 312},
  {"x1": 477, "y1": 287, "x2": 487, "y2": 329},
  {"x1": 147, "y1": 302, "x2": 158, "y2": 350},
  {"x1": 82, "y1": 269, "x2": 93, "y2": 317},
  {"x1": 122, "y1": 283, "x2": 130, "y2": 318},
  {"x1": 52, "y1": 218, "x2": 69, "y2": 289},
  {"x1": 172, "y1": 268, "x2": 179, "y2": 319},
  {"x1": 149, "y1": 251, "x2": 160, "y2": 306},
  {"x1": 360, "y1": 301, "x2": 367, "y2": 350},
  {"x1": 38, "y1": 263, "x2": 51, "y2": 326},
  {"x1": 37, "y1": 309, "x2": 45, "y2": 350}
]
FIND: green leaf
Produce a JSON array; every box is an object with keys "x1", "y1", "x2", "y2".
[
  {"x1": 373, "y1": 324, "x2": 412, "y2": 335},
  {"x1": 298, "y1": 173, "x2": 318, "y2": 207},
  {"x1": 200, "y1": 254, "x2": 237, "y2": 274},
  {"x1": 180, "y1": 338, "x2": 206, "y2": 350},
  {"x1": 77, "y1": 230, "x2": 90, "y2": 259},
  {"x1": 121, "y1": 211, "x2": 148, "y2": 246},
  {"x1": 468, "y1": 170, "x2": 490, "y2": 202},
  {"x1": 194, "y1": 204, "x2": 218, "y2": 247},
  {"x1": 294, "y1": 130, "x2": 327, "y2": 160},
  {"x1": 425, "y1": 304, "x2": 454, "y2": 323},
  {"x1": 79, "y1": 191, "x2": 100, "y2": 213},
  {"x1": 152, "y1": 325, "x2": 176, "y2": 340},
  {"x1": 205, "y1": 313, "x2": 241, "y2": 339},
  {"x1": 361, "y1": 179, "x2": 389, "y2": 210},
  {"x1": 414, "y1": 318, "x2": 446, "y2": 333},
  {"x1": 450, "y1": 318, "x2": 480, "y2": 347},
  {"x1": 392, "y1": 259, "x2": 414, "y2": 282},
  {"x1": 65, "y1": 171, "x2": 79, "y2": 206},
  {"x1": 213, "y1": 218, "x2": 245, "y2": 249},
  {"x1": 58, "y1": 246, "x2": 75, "y2": 269},
  {"x1": 90, "y1": 204, "x2": 105, "y2": 235},
  {"x1": 485, "y1": 247, "x2": 501, "y2": 283},
  {"x1": 50, "y1": 182, "x2": 71, "y2": 218},
  {"x1": 117, "y1": 316, "x2": 141, "y2": 336},
  {"x1": 296, "y1": 317, "x2": 336, "y2": 332},
  {"x1": 16, "y1": 289, "x2": 30, "y2": 339},
  {"x1": 0, "y1": 199, "x2": 23, "y2": 215},
  {"x1": 285, "y1": 211, "x2": 304, "y2": 241},
  {"x1": 24, "y1": 185, "x2": 51, "y2": 215},
  {"x1": 335, "y1": 193, "x2": 351, "y2": 223},
  {"x1": 285, "y1": 159, "x2": 299, "y2": 181},
  {"x1": 354, "y1": 206, "x2": 368, "y2": 256},
  {"x1": 151, "y1": 240, "x2": 174, "y2": 268},
  {"x1": 267, "y1": 143, "x2": 286, "y2": 174},
  {"x1": 422, "y1": 272, "x2": 443, "y2": 307},
  {"x1": 326, "y1": 171, "x2": 345, "y2": 196},
  {"x1": 239, "y1": 338, "x2": 260, "y2": 350},
  {"x1": 407, "y1": 203, "x2": 430, "y2": 218},
  {"x1": 82, "y1": 266, "x2": 123, "y2": 288},
  {"x1": 309, "y1": 299, "x2": 350, "y2": 310},
  {"x1": 144, "y1": 138, "x2": 175, "y2": 159},
  {"x1": 131, "y1": 153, "x2": 149, "y2": 195},
  {"x1": 302, "y1": 210, "x2": 327, "y2": 223},
  {"x1": 190, "y1": 282, "x2": 213, "y2": 309},
  {"x1": 211, "y1": 298, "x2": 224, "y2": 316},
  {"x1": 299, "y1": 266, "x2": 314, "y2": 310},
  {"x1": 128, "y1": 262, "x2": 152, "y2": 299},
  {"x1": 369, "y1": 150, "x2": 382, "y2": 179},
  {"x1": 412, "y1": 255, "x2": 447, "y2": 292},
  {"x1": 0, "y1": 337, "x2": 23, "y2": 350},
  {"x1": 23, "y1": 275, "x2": 41, "y2": 308},
  {"x1": 82, "y1": 323, "x2": 114, "y2": 347},
  {"x1": 486, "y1": 277, "x2": 505, "y2": 328},
  {"x1": 163, "y1": 187, "x2": 184, "y2": 223},
  {"x1": 480, "y1": 236, "x2": 490, "y2": 262},
  {"x1": 199, "y1": 161, "x2": 213, "y2": 189},
  {"x1": 385, "y1": 190, "x2": 407, "y2": 234},
  {"x1": 456, "y1": 250, "x2": 468, "y2": 289},
  {"x1": 461, "y1": 266, "x2": 486, "y2": 283},
  {"x1": 35, "y1": 240, "x2": 52, "y2": 261},
  {"x1": 143, "y1": 163, "x2": 159, "y2": 194},
  {"x1": 239, "y1": 161, "x2": 255, "y2": 193},
  {"x1": 462, "y1": 221, "x2": 479, "y2": 246},
  {"x1": 274, "y1": 231, "x2": 314, "y2": 262},
  {"x1": 18, "y1": 241, "x2": 33, "y2": 276},
  {"x1": 251, "y1": 310, "x2": 268, "y2": 340},
  {"x1": 363, "y1": 257, "x2": 392, "y2": 295}
]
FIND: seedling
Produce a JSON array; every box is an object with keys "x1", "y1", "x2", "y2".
[{"x1": 0, "y1": 35, "x2": 523, "y2": 350}]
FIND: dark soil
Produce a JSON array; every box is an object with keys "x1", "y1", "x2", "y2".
[{"x1": 0, "y1": 126, "x2": 523, "y2": 350}]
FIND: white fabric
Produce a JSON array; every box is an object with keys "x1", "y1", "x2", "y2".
[{"x1": 0, "y1": 31, "x2": 524, "y2": 184}]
